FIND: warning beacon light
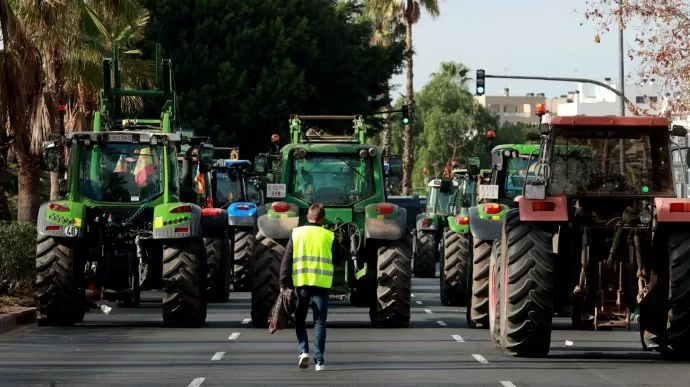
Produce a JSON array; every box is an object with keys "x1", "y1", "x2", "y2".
[
  {"x1": 535, "y1": 103, "x2": 546, "y2": 117},
  {"x1": 271, "y1": 134, "x2": 280, "y2": 143}
]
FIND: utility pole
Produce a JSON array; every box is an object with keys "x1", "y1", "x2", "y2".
[{"x1": 618, "y1": 0, "x2": 625, "y2": 116}]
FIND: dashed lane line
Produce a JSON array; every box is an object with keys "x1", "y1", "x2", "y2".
[
  {"x1": 211, "y1": 352, "x2": 225, "y2": 361},
  {"x1": 411, "y1": 293, "x2": 416, "y2": 297},
  {"x1": 436, "y1": 321, "x2": 447, "y2": 326},
  {"x1": 415, "y1": 300, "x2": 423, "y2": 305},
  {"x1": 500, "y1": 382, "x2": 517, "y2": 387},
  {"x1": 228, "y1": 332, "x2": 241, "y2": 341},
  {"x1": 188, "y1": 377, "x2": 205, "y2": 387},
  {"x1": 241, "y1": 318, "x2": 251, "y2": 325},
  {"x1": 472, "y1": 354, "x2": 489, "y2": 364},
  {"x1": 451, "y1": 334, "x2": 465, "y2": 343},
  {"x1": 424, "y1": 308, "x2": 432, "y2": 314}
]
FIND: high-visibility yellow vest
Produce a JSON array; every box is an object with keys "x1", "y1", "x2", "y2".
[{"x1": 292, "y1": 225, "x2": 335, "y2": 288}]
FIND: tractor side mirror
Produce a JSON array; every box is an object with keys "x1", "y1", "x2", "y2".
[
  {"x1": 254, "y1": 155, "x2": 268, "y2": 175},
  {"x1": 538, "y1": 123, "x2": 551, "y2": 135},
  {"x1": 41, "y1": 141, "x2": 59, "y2": 172},
  {"x1": 491, "y1": 151, "x2": 503, "y2": 171},
  {"x1": 671, "y1": 124, "x2": 688, "y2": 137},
  {"x1": 198, "y1": 144, "x2": 214, "y2": 173},
  {"x1": 467, "y1": 156, "x2": 481, "y2": 176}
]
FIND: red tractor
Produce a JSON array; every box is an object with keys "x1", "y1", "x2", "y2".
[{"x1": 490, "y1": 114, "x2": 690, "y2": 359}]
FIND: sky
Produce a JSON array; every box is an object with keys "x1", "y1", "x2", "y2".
[{"x1": 389, "y1": 0, "x2": 645, "y2": 99}]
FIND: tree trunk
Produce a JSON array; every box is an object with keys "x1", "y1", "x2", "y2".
[
  {"x1": 381, "y1": 109, "x2": 392, "y2": 155},
  {"x1": 16, "y1": 154, "x2": 41, "y2": 222},
  {"x1": 45, "y1": 48, "x2": 64, "y2": 200},
  {"x1": 401, "y1": 20, "x2": 415, "y2": 195}
]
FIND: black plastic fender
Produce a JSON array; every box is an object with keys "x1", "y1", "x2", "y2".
[
  {"x1": 365, "y1": 207, "x2": 408, "y2": 241},
  {"x1": 468, "y1": 206, "x2": 503, "y2": 241},
  {"x1": 201, "y1": 208, "x2": 229, "y2": 238}
]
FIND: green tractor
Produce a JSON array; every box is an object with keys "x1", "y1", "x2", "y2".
[
  {"x1": 250, "y1": 115, "x2": 411, "y2": 328},
  {"x1": 35, "y1": 44, "x2": 221, "y2": 327}
]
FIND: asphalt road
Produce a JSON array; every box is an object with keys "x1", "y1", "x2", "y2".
[{"x1": 1, "y1": 272, "x2": 689, "y2": 386}]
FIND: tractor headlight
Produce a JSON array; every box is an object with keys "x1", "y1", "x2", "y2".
[
  {"x1": 359, "y1": 149, "x2": 368, "y2": 159},
  {"x1": 639, "y1": 211, "x2": 652, "y2": 224},
  {"x1": 504, "y1": 149, "x2": 511, "y2": 157},
  {"x1": 368, "y1": 147, "x2": 376, "y2": 157}
]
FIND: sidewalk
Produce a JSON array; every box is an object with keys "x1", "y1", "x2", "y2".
[{"x1": 0, "y1": 307, "x2": 35, "y2": 334}]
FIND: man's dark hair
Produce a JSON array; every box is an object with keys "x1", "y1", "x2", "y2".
[{"x1": 307, "y1": 203, "x2": 326, "y2": 223}]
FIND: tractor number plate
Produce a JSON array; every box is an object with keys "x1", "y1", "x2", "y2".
[
  {"x1": 109, "y1": 134, "x2": 133, "y2": 142},
  {"x1": 266, "y1": 183, "x2": 286, "y2": 198},
  {"x1": 479, "y1": 184, "x2": 499, "y2": 200}
]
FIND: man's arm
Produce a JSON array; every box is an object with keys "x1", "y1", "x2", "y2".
[{"x1": 279, "y1": 237, "x2": 294, "y2": 289}]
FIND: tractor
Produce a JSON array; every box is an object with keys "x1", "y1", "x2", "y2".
[
  {"x1": 490, "y1": 114, "x2": 690, "y2": 359},
  {"x1": 35, "y1": 44, "x2": 223, "y2": 327},
  {"x1": 249, "y1": 115, "x2": 410, "y2": 328},
  {"x1": 209, "y1": 150, "x2": 258, "y2": 292}
]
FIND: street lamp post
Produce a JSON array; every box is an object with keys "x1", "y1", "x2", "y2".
[{"x1": 619, "y1": 0, "x2": 625, "y2": 116}]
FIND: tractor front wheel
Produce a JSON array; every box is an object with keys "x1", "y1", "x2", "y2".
[
  {"x1": 440, "y1": 228, "x2": 469, "y2": 306},
  {"x1": 250, "y1": 232, "x2": 283, "y2": 328},
  {"x1": 205, "y1": 237, "x2": 231, "y2": 302},
  {"x1": 371, "y1": 241, "x2": 412, "y2": 328},
  {"x1": 414, "y1": 230, "x2": 437, "y2": 278},
  {"x1": 665, "y1": 228, "x2": 690, "y2": 359},
  {"x1": 468, "y1": 239, "x2": 491, "y2": 329},
  {"x1": 232, "y1": 228, "x2": 255, "y2": 292},
  {"x1": 162, "y1": 238, "x2": 207, "y2": 327}
]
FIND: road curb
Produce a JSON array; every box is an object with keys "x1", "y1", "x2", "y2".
[{"x1": 0, "y1": 307, "x2": 36, "y2": 334}]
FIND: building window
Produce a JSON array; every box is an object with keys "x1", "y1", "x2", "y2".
[
  {"x1": 649, "y1": 96, "x2": 658, "y2": 103},
  {"x1": 636, "y1": 96, "x2": 645, "y2": 103}
]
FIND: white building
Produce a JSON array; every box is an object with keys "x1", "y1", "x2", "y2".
[{"x1": 554, "y1": 78, "x2": 669, "y2": 116}]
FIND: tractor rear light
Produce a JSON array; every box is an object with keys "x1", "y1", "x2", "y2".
[
  {"x1": 170, "y1": 205, "x2": 192, "y2": 213},
  {"x1": 174, "y1": 227, "x2": 190, "y2": 233},
  {"x1": 48, "y1": 203, "x2": 69, "y2": 212},
  {"x1": 669, "y1": 202, "x2": 690, "y2": 212},
  {"x1": 532, "y1": 201, "x2": 556, "y2": 212},
  {"x1": 456, "y1": 217, "x2": 469, "y2": 225},
  {"x1": 484, "y1": 203, "x2": 501, "y2": 215},
  {"x1": 422, "y1": 218, "x2": 431, "y2": 227},
  {"x1": 376, "y1": 203, "x2": 394, "y2": 214},
  {"x1": 271, "y1": 202, "x2": 289, "y2": 212},
  {"x1": 236, "y1": 204, "x2": 250, "y2": 210},
  {"x1": 45, "y1": 225, "x2": 61, "y2": 231}
]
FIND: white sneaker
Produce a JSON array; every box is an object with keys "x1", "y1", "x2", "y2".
[
  {"x1": 298, "y1": 353, "x2": 310, "y2": 369},
  {"x1": 315, "y1": 362, "x2": 325, "y2": 371}
]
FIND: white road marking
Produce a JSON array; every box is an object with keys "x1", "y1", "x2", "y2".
[
  {"x1": 436, "y1": 320, "x2": 447, "y2": 326},
  {"x1": 424, "y1": 308, "x2": 432, "y2": 314},
  {"x1": 241, "y1": 318, "x2": 251, "y2": 325},
  {"x1": 472, "y1": 354, "x2": 489, "y2": 364},
  {"x1": 500, "y1": 382, "x2": 517, "y2": 387},
  {"x1": 188, "y1": 377, "x2": 206, "y2": 387},
  {"x1": 228, "y1": 332, "x2": 241, "y2": 341},
  {"x1": 411, "y1": 293, "x2": 416, "y2": 297},
  {"x1": 451, "y1": 334, "x2": 465, "y2": 343},
  {"x1": 415, "y1": 300, "x2": 423, "y2": 305},
  {"x1": 211, "y1": 352, "x2": 225, "y2": 361}
]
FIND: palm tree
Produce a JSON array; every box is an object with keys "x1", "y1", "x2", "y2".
[
  {"x1": 366, "y1": 2, "x2": 404, "y2": 156},
  {"x1": 368, "y1": 0, "x2": 440, "y2": 195},
  {"x1": 432, "y1": 61, "x2": 473, "y2": 89}
]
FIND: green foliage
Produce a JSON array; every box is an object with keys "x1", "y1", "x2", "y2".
[
  {"x1": 0, "y1": 221, "x2": 36, "y2": 294},
  {"x1": 140, "y1": 0, "x2": 405, "y2": 157}
]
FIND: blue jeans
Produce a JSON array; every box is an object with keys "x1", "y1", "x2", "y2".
[{"x1": 295, "y1": 286, "x2": 329, "y2": 363}]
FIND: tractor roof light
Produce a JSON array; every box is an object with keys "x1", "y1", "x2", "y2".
[
  {"x1": 535, "y1": 103, "x2": 546, "y2": 117},
  {"x1": 271, "y1": 134, "x2": 280, "y2": 143},
  {"x1": 423, "y1": 167, "x2": 429, "y2": 175},
  {"x1": 486, "y1": 130, "x2": 496, "y2": 140},
  {"x1": 368, "y1": 147, "x2": 376, "y2": 157},
  {"x1": 359, "y1": 149, "x2": 368, "y2": 159}
]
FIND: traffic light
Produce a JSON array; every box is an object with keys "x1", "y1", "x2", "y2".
[
  {"x1": 476, "y1": 69, "x2": 485, "y2": 96},
  {"x1": 401, "y1": 105, "x2": 409, "y2": 124}
]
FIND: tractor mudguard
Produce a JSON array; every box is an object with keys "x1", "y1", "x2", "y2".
[
  {"x1": 152, "y1": 202, "x2": 203, "y2": 239},
  {"x1": 515, "y1": 196, "x2": 568, "y2": 222},
  {"x1": 415, "y1": 214, "x2": 438, "y2": 233},
  {"x1": 256, "y1": 202, "x2": 299, "y2": 240},
  {"x1": 655, "y1": 197, "x2": 690, "y2": 222},
  {"x1": 468, "y1": 207, "x2": 503, "y2": 241},
  {"x1": 200, "y1": 208, "x2": 229, "y2": 238},
  {"x1": 227, "y1": 202, "x2": 257, "y2": 228},
  {"x1": 36, "y1": 201, "x2": 87, "y2": 238},
  {"x1": 364, "y1": 205, "x2": 408, "y2": 241}
]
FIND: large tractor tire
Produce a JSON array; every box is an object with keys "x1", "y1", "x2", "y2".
[
  {"x1": 468, "y1": 239, "x2": 491, "y2": 328},
  {"x1": 666, "y1": 228, "x2": 690, "y2": 358},
  {"x1": 162, "y1": 238, "x2": 207, "y2": 327},
  {"x1": 499, "y1": 208, "x2": 555, "y2": 357},
  {"x1": 440, "y1": 228, "x2": 470, "y2": 306},
  {"x1": 489, "y1": 238, "x2": 502, "y2": 347},
  {"x1": 414, "y1": 230, "x2": 437, "y2": 278},
  {"x1": 205, "y1": 237, "x2": 231, "y2": 303},
  {"x1": 35, "y1": 235, "x2": 84, "y2": 326},
  {"x1": 232, "y1": 228, "x2": 254, "y2": 292},
  {"x1": 371, "y1": 240, "x2": 412, "y2": 328},
  {"x1": 250, "y1": 232, "x2": 283, "y2": 328}
]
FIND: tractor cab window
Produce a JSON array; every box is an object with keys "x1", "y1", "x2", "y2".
[
  {"x1": 290, "y1": 154, "x2": 374, "y2": 206},
  {"x1": 503, "y1": 153, "x2": 539, "y2": 200},
  {"x1": 551, "y1": 128, "x2": 674, "y2": 196},
  {"x1": 77, "y1": 143, "x2": 164, "y2": 203},
  {"x1": 214, "y1": 167, "x2": 245, "y2": 208},
  {"x1": 427, "y1": 184, "x2": 460, "y2": 215}
]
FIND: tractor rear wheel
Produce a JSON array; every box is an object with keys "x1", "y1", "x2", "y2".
[
  {"x1": 162, "y1": 238, "x2": 207, "y2": 327},
  {"x1": 666, "y1": 228, "x2": 690, "y2": 358},
  {"x1": 205, "y1": 237, "x2": 231, "y2": 302},
  {"x1": 250, "y1": 232, "x2": 283, "y2": 328},
  {"x1": 414, "y1": 230, "x2": 437, "y2": 278},
  {"x1": 499, "y1": 208, "x2": 555, "y2": 357},
  {"x1": 440, "y1": 228, "x2": 469, "y2": 306},
  {"x1": 371, "y1": 240, "x2": 412, "y2": 328},
  {"x1": 232, "y1": 228, "x2": 254, "y2": 292},
  {"x1": 468, "y1": 239, "x2": 491, "y2": 328},
  {"x1": 489, "y1": 238, "x2": 502, "y2": 346},
  {"x1": 35, "y1": 235, "x2": 84, "y2": 326}
]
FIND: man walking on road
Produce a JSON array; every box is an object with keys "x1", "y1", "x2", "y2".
[{"x1": 280, "y1": 203, "x2": 337, "y2": 371}]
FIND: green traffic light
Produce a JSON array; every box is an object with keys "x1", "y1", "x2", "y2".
[
  {"x1": 477, "y1": 86, "x2": 485, "y2": 94},
  {"x1": 642, "y1": 185, "x2": 649, "y2": 193},
  {"x1": 403, "y1": 118, "x2": 409, "y2": 124}
]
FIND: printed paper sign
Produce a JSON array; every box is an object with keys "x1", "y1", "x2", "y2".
[
  {"x1": 479, "y1": 184, "x2": 499, "y2": 200},
  {"x1": 266, "y1": 183, "x2": 286, "y2": 198}
]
